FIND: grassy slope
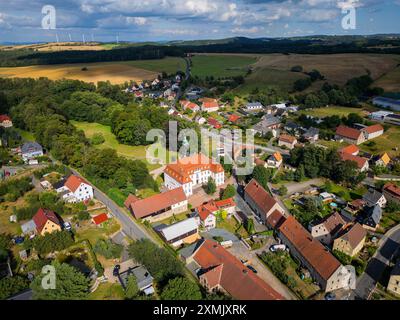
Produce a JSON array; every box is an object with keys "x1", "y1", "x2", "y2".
[
  {"x1": 121, "y1": 57, "x2": 187, "y2": 75},
  {"x1": 374, "y1": 65, "x2": 400, "y2": 93}
]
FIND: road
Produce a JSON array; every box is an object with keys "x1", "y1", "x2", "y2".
[
  {"x1": 70, "y1": 168, "x2": 154, "y2": 243},
  {"x1": 354, "y1": 224, "x2": 400, "y2": 299}
]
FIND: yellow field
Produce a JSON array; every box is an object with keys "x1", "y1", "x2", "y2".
[
  {"x1": 374, "y1": 66, "x2": 400, "y2": 92},
  {"x1": 0, "y1": 61, "x2": 158, "y2": 84},
  {"x1": 0, "y1": 42, "x2": 112, "y2": 52}
]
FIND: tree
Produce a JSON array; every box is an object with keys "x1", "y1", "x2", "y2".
[
  {"x1": 93, "y1": 239, "x2": 123, "y2": 259},
  {"x1": 252, "y1": 165, "x2": 273, "y2": 190},
  {"x1": 245, "y1": 218, "x2": 255, "y2": 235},
  {"x1": 0, "y1": 276, "x2": 29, "y2": 300},
  {"x1": 205, "y1": 178, "x2": 217, "y2": 195},
  {"x1": 278, "y1": 185, "x2": 288, "y2": 196},
  {"x1": 160, "y1": 277, "x2": 202, "y2": 300},
  {"x1": 91, "y1": 133, "x2": 105, "y2": 145},
  {"x1": 125, "y1": 275, "x2": 139, "y2": 300},
  {"x1": 221, "y1": 184, "x2": 235, "y2": 200},
  {"x1": 31, "y1": 262, "x2": 90, "y2": 300}
]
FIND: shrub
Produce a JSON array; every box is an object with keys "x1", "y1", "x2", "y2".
[
  {"x1": 93, "y1": 239, "x2": 123, "y2": 259},
  {"x1": 91, "y1": 133, "x2": 105, "y2": 146}
]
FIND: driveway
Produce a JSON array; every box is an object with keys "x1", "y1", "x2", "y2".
[
  {"x1": 281, "y1": 178, "x2": 325, "y2": 197},
  {"x1": 201, "y1": 228, "x2": 239, "y2": 242},
  {"x1": 355, "y1": 225, "x2": 400, "y2": 299},
  {"x1": 228, "y1": 242, "x2": 297, "y2": 300}
]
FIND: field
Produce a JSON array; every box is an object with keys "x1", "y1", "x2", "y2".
[
  {"x1": 71, "y1": 121, "x2": 161, "y2": 170},
  {"x1": 0, "y1": 42, "x2": 116, "y2": 52},
  {"x1": 374, "y1": 66, "x2": 400, "y2": 93},
  {"x1": 359, "y1": 126, "x2": 400, "y2": 157},
  {"x1": 298, "y1": 106, "x2": 369, "y2": 118},
  {"x1": 0, "y1": 61, "x2": 158, "y2": 85},
  {"x1": 122, "y1": 57, "x2": 187, "y2": 75}
]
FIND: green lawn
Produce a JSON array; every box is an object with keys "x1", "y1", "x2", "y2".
[
  {"x1": 359, "y1": 126, "x2": 400, "y2": 157},
  {"x1": 71, "y1": 121, "x2": 160, "y2": 170},
  {"x1": 190, "y1": 55, "x2": 256, "y2": 78},
  {"x1": 299, "y1": 106, "x2": 366, "y2": 118},
  {"x1": 120, "y1": 57, "x2": 187, "y2": 75},
  {"x1": 15, "y1": 128, "x2": 35, "y2": 142},
  {"x1": 89, "y1": 282, "x2": 125, "y2": 300}
]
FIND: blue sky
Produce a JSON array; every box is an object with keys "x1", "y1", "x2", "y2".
[{"x1": 0, "y1": 0, "x2": 399, "y2": 43}]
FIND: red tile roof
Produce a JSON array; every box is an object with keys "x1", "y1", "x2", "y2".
[
  {"x1": 364, "y1": 124, "x2": 384, "y2": 134},
  {"x1": 129, "y1": 187, "x2": 187, "y2": 219},
  {"x1": 0, "y1": 115, "x2": 11, "y2": 122},
  {"x1": 266, "y1": 210, "x2": 286, "y2": 229},
  {"x1": 93, "y1": 213, "x2": 109, "y2": 225},
  {"x1": 228, "y1": 114, "x2": 241, "y2": 123},
  {"x1": 279, "y1": 134, "x2": 297, "y2": 144},
  {"x1": 338, "y1": 223, "x2": 366, "y2": 249},
  {"x1": 339, "y1": 152, "x2": 368, "y2": 169},
  {"x1": 64, "y1": 175, "x2": 90, "y2": 193},
  {"x1": 208, "y1": 117, "x2": 222, "y2": 129},
  {"x1": 244, "y1": 179, "x2": 278, "y2": 218},
  {"x1": 124, "y1": 194, "x2": 140, "y2": 209},
  {"x1": 197, "y1": 198, "x2": 236, "y2": 221},
  {"x1": 180, "y1": 100, "x2": 199, "y2": 110},
  {"x1": 336, "y1": 125, "x2": 362, "y2": 140},
  {"x1": 193, "y1": 240, "x2": 284, "y2": 300},
  {"x1": 164, "y1": 153, "x2": 224, "y2": 184},
  {"x1": 384, "y1": 183, "x2": 400, "y2": 199},
  {"x1": 278, "y1": 216, "x2": 341, "y2": 281},
  {"x1": 33, "y1": 208, "x2": 62, "y2": 233},
  {"x1": 200, "y1": 98, "x2": 219, "y2": 109},
  {"x1": 340, "y1": 144, "x2": 360, "y2": 156}
]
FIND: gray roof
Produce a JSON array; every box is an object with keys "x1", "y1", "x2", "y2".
[
  {"x1": 119, "y1": 266, "x2": 153, "y2": 291},
  {"x1": 246, "y1": 102, "x2": 264, "y2": 109},
  {"x1": 160, "y1": 218, "x2": 198, "y2": 241},
  {"x1": 304, "y1": 127, "x2": 319, "y2": 137},
  {"x1": 253, "y1": 116, "x2": 281, "y2": 133},
  {"x1": 373, "y1": 96, "x2": 400, "y2": 106},
  {"x1": 21, "y1": 220, "x2": 36, "y2": 235},
  {"x1": 391, "y1": 260, "x2": 400, "y2": 276},
  {"x1": 21, "y1": 142, "x2": 43, "y2": 154},
  {"x1": 364, "y1": 205, "x2": 382, "y2": 227},
  {"x1": 363, "y1": 190, "x2": 384, "y2": 206}
]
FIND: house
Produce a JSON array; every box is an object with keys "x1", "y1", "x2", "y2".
[
  {"x1": 278, "y1": 134, "x2": 297, "y2": 150},
  {"x1": 0, "y1": 115, "x2": 12, "y2": 128},
  {"x1": 319, "y1": 192, "x2": 335, "y2": 204},
  {"x1": 284, "y1": 122, "x2": 302, "y2": 136},
  {"x1": 309, "y1": 212, "x2": 346, "y2": 246},
  {"x1": 335, "y1": 125, "x2": 365, "y2": 145},
  {"x1": 333, "y1": 223, "x2": 367, "y2": 257},
  {"x1": 339, "y1": 152, "x2": 369, "y2": 172},
  {"x1": 387, "y1": 259, "x2": 400, "y2": 297},
  {"x1": 363, "y1": 124, "x2": 384, "y2": 140},
  {"x1": 158, "y1": 218, "x2": 200, "y2": 247},
  {"x1": 164, "y1": 153, "x2": 225, "y2": 197},
  {"x1": 383, "y1": 183, "x2": 400, "y2": 205},
  {"x1": 360, "y1": 205, "x2": 382, "y2": 231},
  {"x1": 118, "y1": 265, "x2": 155, "y2": 296},
  {"x1": 55, "y1": 175, "x2": 94, "y2": 203},
  {"x1": 372, "y1": 96, "x2": 400, "y2": 112},
  {"x1": 252, "y1": 116, "x2": 281, "y2": 135},
  {"x1": 32, "y1": 208, "x2": 62, "y2": 236},
  {"x1": 194, "y1": 116, "x2": 207, "y2": 125},
  {"x1": 228, "y1": 114, "x2": 241, "y2": 124},
  {"x1": 125, "y1": 187, "x2": 188, "y2": 223},
  {"x1": 363, "y1": 189, "x2": 387, "y2": 208},
  {"x1": 199, "y1": 98, "x2": 219, "y2": 113},
  {"x1": 208, "y1": 117, "x2": 222, "y2": 130},
  {"x1": 195, "y1": 198, "x2": 236, "y2": 230},
  {"x1": 266, "y1": 209, "x2": 286, "y2": 230},
  {"x1": 92, "y1": 213, "x2": 109, "y2": 226},
  {"x1": 303, "y1": 127, "x2": 319, "y2": 143},
  {"x1": 185, "y1": 239, "x2": 284, "y2": 300},
  {"x1": 21, "y1": 220, "x2": 37, "y2": 236},
  {"x1": 340, "y1": 144, "x2": 360, "y2": 156},
  {"x1": 244, "y1": 179, "x2": 285, "y2": 224},
  {"x1": 21, "y1": 142, "x2": 43, "y2": 162},
  {"x1": 344, "y1": 199, "x2": 366, "y2": 216},
  {"x1": 266, "y1": 152, "x2": 283, "y2": 169},
  {"x1": 244, "y1": 102, "x2": 264, "y2": 111},
  {"x1": 278, "y1": 216, "x2": 355, "y2": 292},
  {"x1": 180, "y1": 100, "x2": 200, "y2": 112},
  {"x1": 374, "y1": 153, "x2": 391, "y2": 167}
]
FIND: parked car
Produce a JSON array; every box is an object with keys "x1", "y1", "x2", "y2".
[
  {"x1": 270, "y1": 244, "x2": 287, "y2": 252},
  {"x1": 14, "y1": 236, "x2": 24, "y2": 244},
  {"x1": 247, "y1": 265, "x2": 258, "y2": 274},
  {"x1": 64, "y1": 222, "x2": 72, "y2": 231},
  {"x1": 113, "y1": 265, "x2": 121, "y2": 277},
  {"x1": 324, "y1": 292, "x2": 336, "y2": 301}
]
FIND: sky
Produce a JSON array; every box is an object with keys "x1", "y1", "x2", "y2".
[{"x1": 0, "y1": 0, "x2": 399, "y2": 43}]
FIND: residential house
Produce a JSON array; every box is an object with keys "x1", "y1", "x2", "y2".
[
  {"x1": 266, "y1": 152, "x2": 283, "y2": 169},
  {"x1": 195, "y1": 205, "x2": 217, "y2": 230},
  {"x1": 180, "y1": 100, "x2": 200, "y2": 112},
  {"x1": 373, "y1": 153, "x2": 391, "y2": 167},
  {"x1": 278, "y1": 134, "x2": 297, "y2": 150},
  {"x1": 32, "y1": 208, "x2": 62, "y2": 236},
  {"x1": 252, "y1": 116, "x2": 281, "y2": 136},
  {"x1": 284, "y1": 122, "x2": 302, "y2": 136},
  {"x1": 333, "y1": 223, "x2": 367, "y2": 257},
  {"x1": 372, "y1": 96, "x2": 400, "y2": 112},
  {"x1": 335, "y1": 125, "x2": 365, "y2": 145},
  {"x1": 208, "y1": 117, "x2": 222, "y2": 129},
  {"x1": 319, "y1": 192, "x2": 335, "y2": 204},
  {"x1": 363, "y1": 189, "x2": 387, "y2": 208},
  {"x1": 125, "y1": 187, "x2": 188, "y2": 223},
  {"x1": 344, "y1": 199, "x2": 366, "y2": 216},
  {"x1": 303, "y1": 127, "x2": 319, "y2": 143},
  {"x1": 21, "y1": 142, "x2": 43, "y2": 162},
  {"x1": 119, "y1": 265, "x2": 155, "y2": 296},
  {"x1": 383, "y1": 183, "x2": 400, "y2": 205},
  {"x1": 387, "y1": 260, "x2": 400, "y2": 297},
  {"x1": 228, "y1": 114, "x2": 241, "y2": 124},
  {"x1": 199, "y1": 98, "x2": 219, "y2": 113},
  {"x1": 244, "y1": 102, "x2": 264, "y2": 111},
  {"x1": 244, "y1": 179, "x2": 285, "y2": 224},
  {"x1": 164, "y1": 153, "x2": 225, "y2": 197},
  {"x1": 363, "y1": 124, "x2": 384, "y2": 140},
  {"x1": 55, "y1": 175, "x2": 94, "y2": 203},
  {"x1": 309, "y1": 212, "x2": 346, "y2": 246},
  {"x1": 266, "y1": 209, "x2": 286, "y2": 230},
  {"x1": 185, "y1": 239, "x2": 284, "y2": 300},
  {"x1": 0, "y1": 115, "x2": 12, "y2": 128},
  {"x1": 92, "y1": 213, "x2": 109, "y2": 226},
  {"x1": 194, "y1": 116, "x2": 207, "y2": 125},
  {"x1": 339, "y1": 152, "x2": 369, "y2": 172},
  {"x1": 278, "y1": 216, "x2": 355, "y2": 292},
  {"x1": 158, "y1": 218, "x2": 200, "y2": 247},
  {"x1": 195, "y1": 197, "x2": 236, "y2": 230},
  {"x1": 340, "y1": 144, "x2": 360, "y2": 156},
  {"x1": 360, "y1": 205, "x2": 382, "y2": 231}
]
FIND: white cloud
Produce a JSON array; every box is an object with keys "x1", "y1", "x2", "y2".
[{"x1": 126, "y1": 17, "x2": 147, "y2": 26}]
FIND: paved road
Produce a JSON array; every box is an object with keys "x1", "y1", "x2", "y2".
[
  {"x1": 70, "y1": 169, "x2": 154, "y2": 243},
  {"x1": 355, "y1": 224, "x2": 400, "y2": 299}
]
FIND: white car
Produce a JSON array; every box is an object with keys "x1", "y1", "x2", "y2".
[
  {"x1": 64, "y1": 222, "x2": 72, "y2": 231},
  {"x1": 270, "y1": 244, "x2": 287, "y2": 252}
]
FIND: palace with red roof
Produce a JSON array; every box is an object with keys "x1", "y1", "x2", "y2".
[{"x1": 164, "y1": 153, "x2": 225, "y2": 196}]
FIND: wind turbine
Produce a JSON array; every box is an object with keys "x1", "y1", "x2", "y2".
[
  {"x1": 82, "y1": 34, "x2": 86, "y2": 44},
  {"x1": 91, "y1": 34, "x2": 94, "y2": 42},
  {"x1": 55, "y1": 33, "x2": 59, "y2": 43},
  {"x1": 68, "y1": 33, "x2": 72, "y2": 42}
]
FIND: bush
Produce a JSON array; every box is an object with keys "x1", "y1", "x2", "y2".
[
  {"x1": 93, "y1": 239, "x2": 123, "y2": 259},
  {"x1": 333, "y1": 250, "x2": 352, "y2": 265},
  {"x1": 32, "y1": 230, "x2": 75, "y2": 255},
  {"x1": 76, "y1": 211, "x2": 91, "y2": 221},
  {"x1": 0, "y1": 276, "x2": 29, "y2": 300},
  {"x1": 160, "y1": 277, "x2": 202, "y2": 300},
  {"x1": 91, "y1": 133, "x2": 105, "y2": 146}
]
